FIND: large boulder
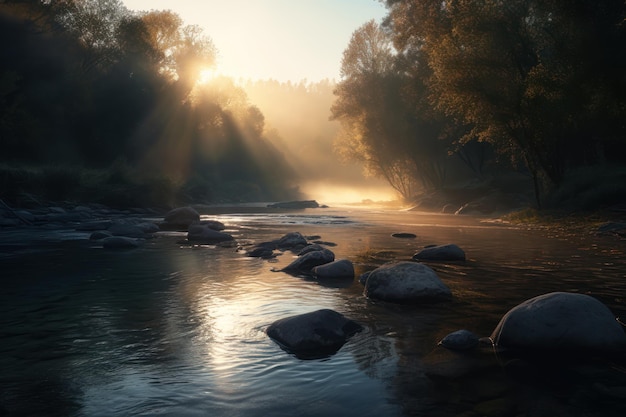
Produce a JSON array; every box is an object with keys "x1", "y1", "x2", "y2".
[
  {"x1": 363, "y1": 261, "x2": 452, "y2": 303},
  {"x1": 413, "y1": 244, "x2": 466, "y2": 261},
  {"x1": 266, "y1": 309, "x2": 363, "y2": 358},
  {"x1": 187, "y1": 224, "x2": 234, "y2": 244},
  {"x1": 161, "y1": 207, "x2": 200, "y2": 230},
  {"x1": 491, "y1": 292, "x2": 626, "y2": 354},
  {"x1": 313, "y1": 259, "x2": 355, "y2": 279},
  {"x1": 282, "y1": 248, "x2": 335, "y2": 273}
]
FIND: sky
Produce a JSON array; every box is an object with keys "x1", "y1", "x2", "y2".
[{"x1": 122, "y1": 0, "x2": 388, "y2": 83}]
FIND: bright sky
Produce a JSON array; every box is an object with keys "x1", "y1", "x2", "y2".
[{"x1": 122, "y1": 0, "x2": 387, "y2": 83}]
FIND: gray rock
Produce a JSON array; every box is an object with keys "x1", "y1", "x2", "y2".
[
  {"x1": 491, "y1": 292, "x2": 626, "y2": 353},
  {"x1": 101, "y1": 236, "x2": 139, "y2": 249},
  {"x1": 162, "y1": 206, "x2": 200, "y2": 229},
  {"x1": 391, "y1": 232, "x2": 417, "y2": 239},
  {"x1": 313, "y1": 259, "x2": 354, "y2": 279},
  {"x1": 413, "y1": 243, "x2": 466, "y2": 261},
  {"x1": 266, "y1": 309, "x2": 362, "y2": 358},
  {"x1": 90, "y1": 231, "x2": 113, "y2": 240},
  {"x1": 267, "y1": 200, "x2": 319, "y2": 209},
  {"x1": 136, "y1": 222, "x2": 160, "y2": 233},
  {"x1": 282, "y1": 248, "x2": 335, "y2": 273},
  {"x1": 76, "y1": 220, "x2": 113, "y2": 231},
  {"x1": 439, "y1": 329, "x2": 480, "y2": 350},
  {"x1": 363, "y1": 261, "x2": 452, "y2": 303},
  {"x1": 274, "y1": 232, "x2": 308, "y2": 249},
  {"x1": 187, "y1": 224, "x2": 234, "y2": 243},
  {"x1": 108, "y1": 223, "x2": 148, "y2": 239},
  {"x1": 298, "y1": 244, "x2": 326, "y2": 256}
]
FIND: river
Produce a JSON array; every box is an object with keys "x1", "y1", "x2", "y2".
[{"x1": 1, "y1": 205, "x2": 625, "y2": 416}]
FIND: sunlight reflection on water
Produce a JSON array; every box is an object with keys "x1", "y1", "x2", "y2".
[{"x1": 1, "y1": 207, "x2": 626, "y2": 416}]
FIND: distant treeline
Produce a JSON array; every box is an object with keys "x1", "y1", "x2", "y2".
[
  {"x1": 332, "y1": 0, "x2": 626, "y2": 208},
  {"x1": 0, "y1": 0, "x2": 300, "y2": 207}
]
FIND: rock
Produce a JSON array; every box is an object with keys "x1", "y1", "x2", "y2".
[
  {"x1": 200, "y1": 220, "x2": 226, "y2": 231},
  {"x1": 313, "y1": 259, "x2": 355, "y2": 279},
  {"x1": 267, "y1": 200, "x2": 320, "y2": 209},
  {"x1": 439, "y1": 329, "x2": 480, "y2": 350},
  {"x1": 108, "y1": 223, "x2": 148, "y2": 239},
  {"x1": 246, "y1": 243, "x2": 276, "y2": 258},
  {"x1": 187, "y1": 224, "x2": 234, "y2": 244},
  {"x1": 597, "y1": 222, "x2": 626, "y2": 236},
  {"x1": 297, "y1": 244, "x2": 326, "y2": 256},
  {"x1": 136, "y1": 222, "x2": 160, "y2": 233},
  {"x1": 274, "y1": 232, "x2": 308, "y2": 249},
  {"x1": 413, "y1": 243, "x2": 466, "y2": 261},
  {"x1": 358, "y1": 271, "x2": 371, "y2": 286},
  {"x1": 266, "y1": 309, "x2": 362, "y2": 358},
  {"x1": 101, "y1": 236, "x2": 139, "y2": 249},
  {"x1": 391, "y1": 232, "x2": 417, "y2": 239},
  {"x1": 75, "y1": 220, "x2": 113, "y2": 231},
  {"x1": 490, "y1": 292, "x2": 626, "y2": 354},
  {"x1": 363, "y1": 261, "x2": 452, "y2": 303},
  {"x1": 161, "y1": 206, "x2": 200, "y2": 229},
  {"x1": 90, "y1": 231, "x2": 112, "y2": 240},
  {"x1": 282, "y1": 248, "x2": 335, "y2": 273}
]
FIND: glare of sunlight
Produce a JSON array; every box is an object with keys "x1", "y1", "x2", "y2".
[
  {"x1": 303, "y1": 182, "x2": 399, "y2": 205},
  {"x1": 197, "y1": 67, "x2": 218, "y2": 85}
]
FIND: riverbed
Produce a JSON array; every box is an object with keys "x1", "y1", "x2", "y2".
[{"x1": 1, "y1": 206, "x2": 625, "y2": 416}]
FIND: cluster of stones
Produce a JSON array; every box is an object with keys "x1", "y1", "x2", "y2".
[{"x1": 3, "y1": 203, "x2": 624, "y2": 363}]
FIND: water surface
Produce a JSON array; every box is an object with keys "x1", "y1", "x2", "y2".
[{"x1": 1, "y1": 206, "x2": 625, "y2": 416}]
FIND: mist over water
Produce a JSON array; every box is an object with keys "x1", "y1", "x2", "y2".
[{"x1": 243, "y1": 80, "x2": 396, "y2": 203}]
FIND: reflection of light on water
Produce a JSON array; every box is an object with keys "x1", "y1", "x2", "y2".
[{"x1": 303, "y1": 182, "x2": 398, "y2": 205}]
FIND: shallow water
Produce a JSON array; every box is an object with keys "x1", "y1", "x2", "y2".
[{"x1": 1, "y1": 206, "x2": 626, "y2": 416}]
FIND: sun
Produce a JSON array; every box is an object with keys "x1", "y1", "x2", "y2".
[{"x1": 197, "y1": 67, "x2": 218, "y2": 85}]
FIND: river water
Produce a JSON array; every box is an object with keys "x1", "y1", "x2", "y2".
[{"x1": 1, "y1": 206, "x2": 626, "y2": 416}]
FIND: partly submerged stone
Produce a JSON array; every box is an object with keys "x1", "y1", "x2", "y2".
[
  {"x1": 490, "y1": 292, "x2": 626, "y2": 354},
  {"x1": 413, "y1": 243, "x2": 466, "y2": 261},
  {"x1": 363, "y1": 261, "x2": 452, "y2": 303},
  {"x1": 282, "y1": 248, "x2": 335, "y2": 273},
  {"x1": 266, "y1": 309, "x2": 362, "y2": 359},
  {"x1": 101, "y1": 236, "x2": 139, "y2": 249},
  {"x1": 267, "y1": 200, "x2": 320, "y2": 209},
  {"x1": 161, "y1": 206, "x2": 200, "y2": 229},
  {"x1": 274, "y1": 232, "x2": 308, "y2": 250},
  {"x1": 391, "y1": 232, "x2": 417, "y2": 239},
  {"x1": 313, "y1": 259, "x2": 355, "y2": 279},
  {"x1": 439, "y1": 329, "x2": 480, "y2": 350},
  {"x1": 187, "y1": 224, "x2": 234, "y2": 244}
]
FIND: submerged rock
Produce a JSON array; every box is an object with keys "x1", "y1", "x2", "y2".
[
  {"x1": 266, "y1": 309, "x2": 362, "y2": 358},
  {"x1": 491, "y1": 292, "x2": 626, "y2": 354},
  {"x1": 413, "y1": 243, "x2": 466, "y2": 261},
  {"x1": 363, "y1": 261, "x2": 452, "y2": 303}
]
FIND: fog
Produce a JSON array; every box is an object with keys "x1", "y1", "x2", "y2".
[{"x1": 243, "y1": 79, "x2": 397, "y2": 204}]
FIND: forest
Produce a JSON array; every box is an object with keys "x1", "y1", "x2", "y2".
[
  {"x1": 1, "y1": 0, "x2": 626, "y2": 211},
  {"x1": 0, "y1": 0, "x2": 301, "y2": 207},
  {"x1": 332, "y1": 0, "x2": 626, "y2": 210}
]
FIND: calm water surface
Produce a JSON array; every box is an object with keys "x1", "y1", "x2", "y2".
[{"x1": 1, "y1": 206, "x2": 626, "y2": 416}]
